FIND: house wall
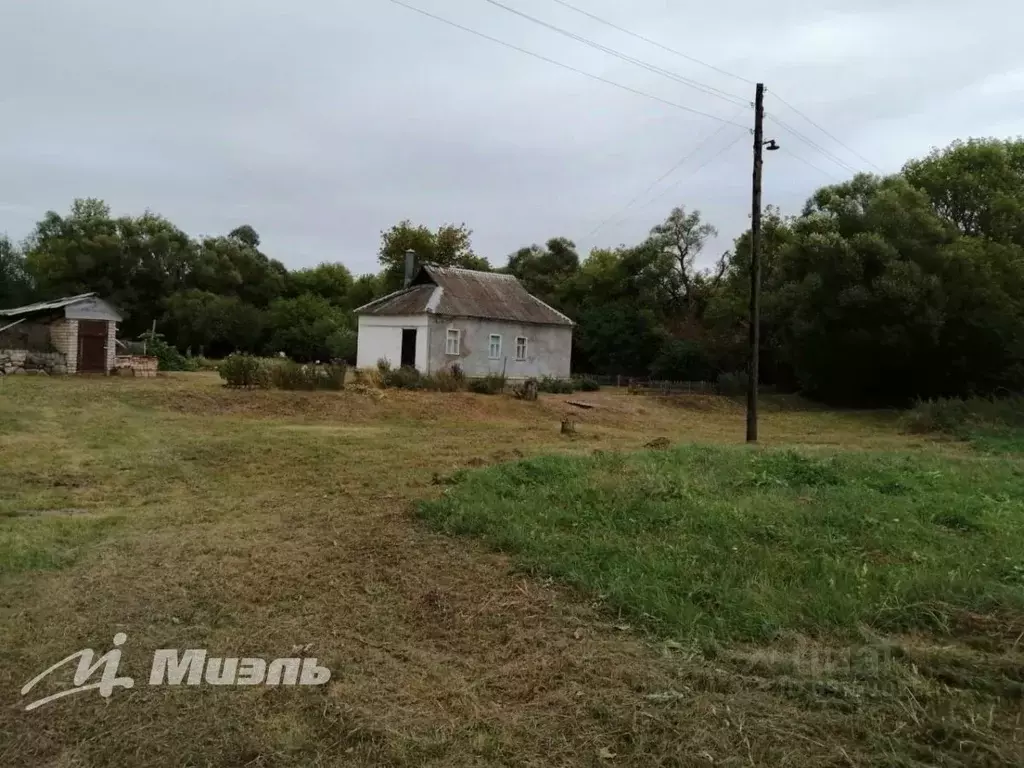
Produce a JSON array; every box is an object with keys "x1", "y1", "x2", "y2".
[
  {"x1": 356, "y1": 315, "x2": 430, "y2": 372},
  {"x1": 427, "y1": 316, "x2": 572, "y2": 379},
  {"x1": 49, "y1": 319, "x2": 79, "y2": 372},
  {"x1": 106, "y1": 321, "x2": 117, "y2": 372}
]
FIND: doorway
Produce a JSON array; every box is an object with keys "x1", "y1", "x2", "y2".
[
  {"x1": 77, "y1": 320, "x2": 108, "y2": 373},
  {"x1": 400, "y1": 329, "x2": 417, "y2": 368}
]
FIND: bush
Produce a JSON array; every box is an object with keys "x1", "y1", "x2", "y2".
[
  {"x1": 537, "y1": 376, "x2": 575, "y2": 394},
  {"x1": 424, "y1": 369, "x2": 465, "y2": 392},
  {"x1": 219, "y1": 353, "x2": 270, "y2": 388},
  {"x1": 270, "y1": 360, "x2": 347, "y2": 391},
  {"x1": 188, "y1": 355, "x2": 221, "y2": 372},
  {"x1": 351, "y1": 367, "x2": 384, "y2": 388},
  {"x1": 717, "y1": 371, "x2": 750, "y2": 396},
  {"x1": 383, "y1": 365, "x2": 424, "y2": 390},
  {"x1": 511, "y1": 378, "x2": 539, "y2": 401},
  {"x1": 902, "y1": 396, "x2": 1024, "y2": 438},
  {"x1": 140, "y1": 331, "x2": 188, "y2": 372},
  {"x1": 574, "y1": 377, "x2": 601, "y2": 392},
  {"x1": 469, "y1": 374, "x2": 506, "y2": 395}
]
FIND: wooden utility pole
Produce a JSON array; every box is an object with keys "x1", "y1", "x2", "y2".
[{"x1": 746, "y1": 83, "x2": 765, "y2": 443}]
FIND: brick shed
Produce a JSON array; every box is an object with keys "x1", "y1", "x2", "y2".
[{"x1": 0, "y1": 293, "x2": 122, "y2": 375}]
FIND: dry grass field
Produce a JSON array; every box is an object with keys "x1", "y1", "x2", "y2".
[{"x1": 0, "y1": 373, "x2": 1019, "y2": 767}]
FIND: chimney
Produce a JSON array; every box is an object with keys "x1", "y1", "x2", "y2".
[{"x1": 404, "y1": 249, "x2": 417, "y2": 289}]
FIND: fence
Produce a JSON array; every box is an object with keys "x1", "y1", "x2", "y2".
[{"x1": 585, "y1": 375, "x2": 721, "y2": 394}]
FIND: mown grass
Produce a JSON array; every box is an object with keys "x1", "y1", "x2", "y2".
[
  {"x1": 3, "y1": 376, "x2": 1021, "y2": 767},
  {"x1": 420, "y1": 445, "x2": 1024, "y2": 642}
]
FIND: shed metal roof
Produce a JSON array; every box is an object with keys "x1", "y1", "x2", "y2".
[
  {"x1": 0, "y1": 293, "x2": 123, "y2": 322},
  {"x1": 356, "y1": 266, "x2": 573, "y2": 327}
]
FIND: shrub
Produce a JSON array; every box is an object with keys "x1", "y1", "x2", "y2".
[
  {"x1": 469, "y1": 374, "x2": 506, "y2": 395},
  {"x1": 352, "y1": 367, "x2": 384, "y2": 388},
  {"x1": 218, "y1": 353, "x2": 270, "y2": 388},
  {"x1": 537, "y1": 376, "x2": 575, "y2": 394},
  {"x1": 511, "y1": 378, "x2": 539, "y2": 400},
  {"x1": 902, "y1": 396, "x2": 1024, "y2": 437},
  {"x1": 188, "y1": 355, "x2": 221, "y2": 372},
  {"x1": 140, "y1": 331, "x2": 188, "y2": 372},
  {"x1": 377, "y1": 358, "x2": 392, "y2": 374},
  {"x1": 383, "y1": 366, "x2": 424, "y2": 390},
  {"x1": 717, "y1": 371, "x2": 750, "y2": 396},
  {"x1": 424, "y1": 369, "x2": 465, "y2": 392},
  {"x1": 574, "y1": 377, "x2": 601, "y2": 392},
  {"x1": 267, "y1": 360, "x2": 347, "y2": 391}
]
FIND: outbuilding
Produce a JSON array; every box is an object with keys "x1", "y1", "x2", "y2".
[{"x1": 0, "y1": 293, "x2": 122, "y2": 375}]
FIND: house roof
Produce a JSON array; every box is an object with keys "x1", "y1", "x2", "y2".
[
  {"x1": 355, "y1": 265, "x2": 573, "y2": 326},
  {"x1": 0, "y1": 293, "x2": 123, "y2": 322}
]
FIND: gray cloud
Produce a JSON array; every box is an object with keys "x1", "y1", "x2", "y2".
[{"x1": 1, "y1": 0, "x2": 1020, "y2": 273}]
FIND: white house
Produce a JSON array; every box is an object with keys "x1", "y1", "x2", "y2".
[{"x1": 355, "y1": 252, "x2": 573, "y2": 379}]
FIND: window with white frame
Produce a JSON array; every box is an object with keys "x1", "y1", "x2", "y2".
[
  {"x1": 488, "y1": 334, "x2": 502, "y2": 359},
  {"x1": 445, "y1": 328, "x2": 460, "y2": 355},
  {"x1": 515, "y1": 336, "x2": 527, "y2": 361}
]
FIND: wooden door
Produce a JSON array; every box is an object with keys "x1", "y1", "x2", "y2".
[{"x1": 77, "y1": 320, "x2": 108, "y2": 373}]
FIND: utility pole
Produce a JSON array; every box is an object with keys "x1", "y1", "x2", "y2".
[{"x1": 746, "y1": 83, "x2": 765, "y2": 443}]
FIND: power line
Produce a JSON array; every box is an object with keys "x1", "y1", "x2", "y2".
[
  {"x1": 477, "y1": 0, "x2": 749, "y2": 108},
  {"x1": 643, "y1": 130, "x2": 749, "y2": 210},
  {"x1": 386, "y1": 0, "x2": 749, "y2": 128},
  {"x1": 766, "y1": 113, "x2": 861, "y2": 175},
  {"x1": 544, "y1": 0, "x2": 882, "y2": 176},
  {"x1": 546, "y1": 0, "x2": 755, "y2": 87},
  {"x1": 771, "y1": 92, "x2": 883, "y2": 173},
  {"x1": 585, "y1": 120, "x2": 739, "y2": 239},
  {"x1": 777, "y1": 146, "x2": 843, "y2": 182},
  {"x1": 587, "y1": 120, "x2": 749, "y2": 240}
]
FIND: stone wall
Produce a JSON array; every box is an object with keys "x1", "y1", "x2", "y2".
[{"x1": 0, "y1": 349, "x2": 69, "y2": 376}]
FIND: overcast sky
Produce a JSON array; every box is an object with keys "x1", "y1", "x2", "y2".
[{"x1": 1, "y1": 0, "x2": 1020, "y2": 274}]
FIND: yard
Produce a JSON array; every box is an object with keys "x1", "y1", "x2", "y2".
[{"x1": 0, "y1": 374, "x2": 1020, "y2": 766}]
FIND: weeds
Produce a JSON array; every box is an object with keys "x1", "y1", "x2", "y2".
[
  {"x1": 537, "y1": 376, "x2": 574, "y2": 394},
  {"x1": 468, "y1": 374, "x2": 506, "y2": 395},
  {"x1": 218, "y1": 353, "x2": 271, "y2": 388},
  {"x1": 903, "y1": 395, "x2": 1024, "y2": 451},
  {"x1": 271, "y1": 360, "x2": 347, "y2": 391}
]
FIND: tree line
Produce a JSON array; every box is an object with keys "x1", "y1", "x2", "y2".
[{"x1": 1, "y1": 137, "x2": 1022, "y2": 405}]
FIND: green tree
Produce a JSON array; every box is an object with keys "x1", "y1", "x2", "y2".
[
  {"x1": 0, "y1": 235, "x2": 33, "y2": 308},
  {"x1": 904, "y1": 138, "x2": 1024, "y2": 244},
  {"x1": 505, "y1": 237, "x2": 580, "y2": 308},
  {"x1": 265, "y1": 294, "x2": 348, "y2": 362},
  {"x1": 289, "y1": 263, "x2": 353, "y2": 305},
  {"x1": 163, "y1": 290, "x2": 266, "y2": 357},
  {"x1": 646, "y1": 206, "x2": 722, "y2": 318},
  {"x1": 377, "y1": 220, "x2": 489, "y2": 291},
  {"x1": 24, "y1": 199, "x2": 196, "y2": 336}
]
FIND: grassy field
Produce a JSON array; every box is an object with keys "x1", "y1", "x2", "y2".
[{"x1": 0, "y1": 373, "x2": 1020, "y2": 766}]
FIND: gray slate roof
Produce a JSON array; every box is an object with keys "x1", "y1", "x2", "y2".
[
  {"x1": 356, "y1": 265, "x2": 573, "y2": 327},
  {"x1": 0, "y1": 293, "x2": 97, "y2": 316}
]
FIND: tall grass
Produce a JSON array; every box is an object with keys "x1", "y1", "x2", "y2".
[
  {"x1": 420, "y1": 445, "x2": 1024, "y2": 642},
  {"x1": 903, "y1": 395, "x2": 1024, "y2": 452}
]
